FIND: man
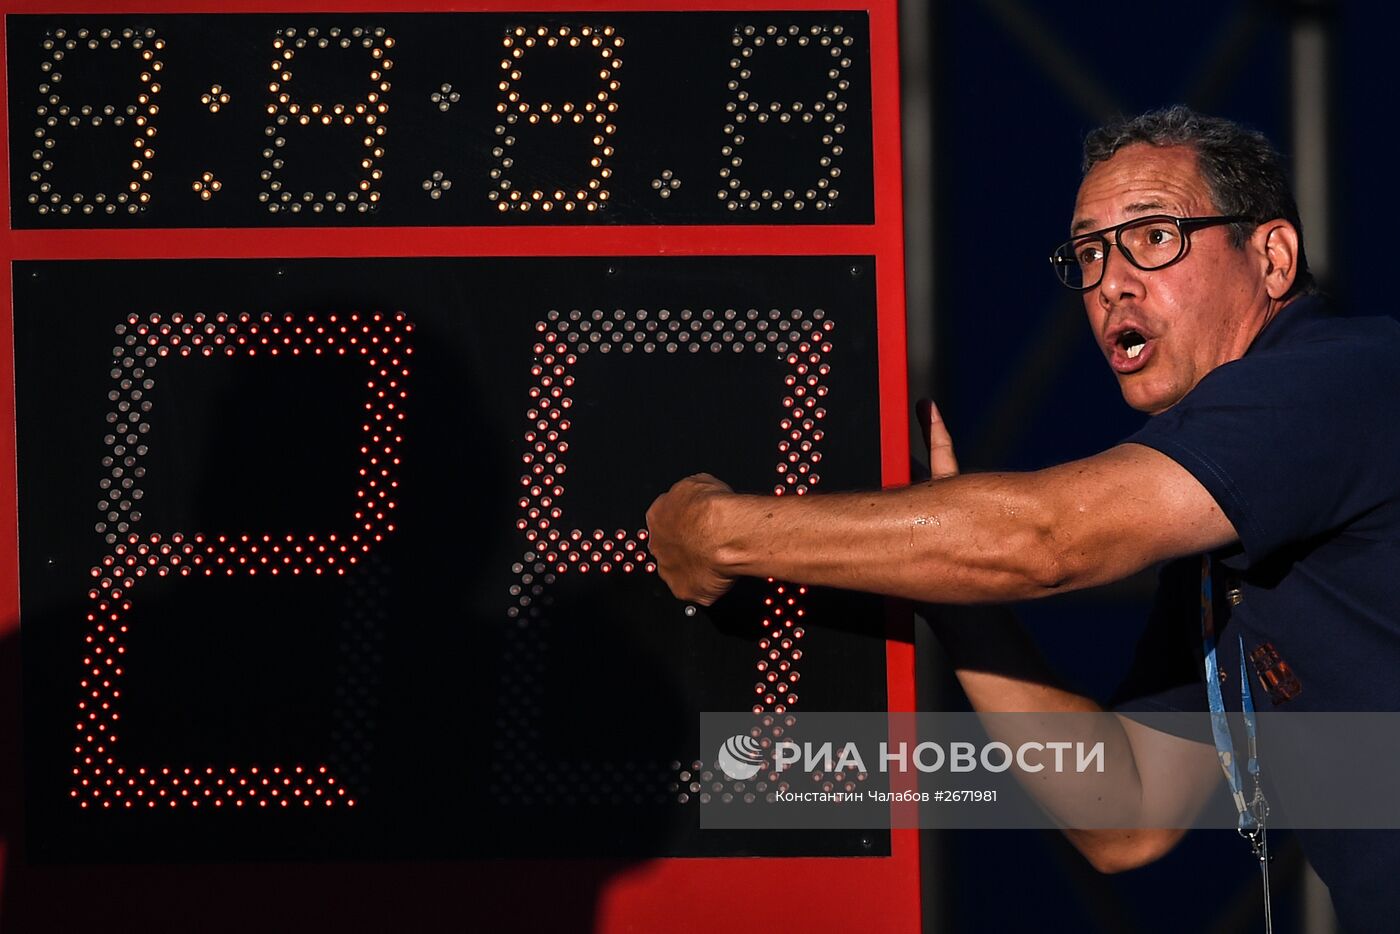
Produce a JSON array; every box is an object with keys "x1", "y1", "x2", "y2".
[{"x1": 646, "y1": 107, "x2": 1400, "y2": 929}]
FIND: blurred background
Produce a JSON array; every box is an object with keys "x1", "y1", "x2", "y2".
[{"x1": 898, "y1": 1, "x2": 1398, "y2": 931}]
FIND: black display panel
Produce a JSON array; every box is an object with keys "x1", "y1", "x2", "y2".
[
  {"x1": 7, "y1": 12, "x2": 873, "y2": 227},
  {"x1": 15, "y1": 256, "x2": 889, "y2": 860}
]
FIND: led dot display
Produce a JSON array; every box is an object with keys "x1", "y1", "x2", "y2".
[
  {"x1": 6, "y1": 9, "x2": 909, "y2": 924},
  {"x1": 74, "y1": 309, "x2": 413, "y2": 808},
  {"x1": 27, "y1": 26, "x2": 162, "y2": 216},
  {"x1": 511, "y1": 307, "x2": 830, "y2": 722},
  {"x1": 430, "y1": 81, "x2": 459, "y2": 112},
  {"x1": 8, "y1": 13, "x2": 873, "y2": 227},
  {"x1": 718, "y1": 23, "x2": 851, "y2": 213},
  {"x1": 650, "y1": 168, "x2": 681, "y2": 199},
  {"x1": 15, "y1": 217, "x2": 887, "y2": 864},
  {"x1": 421, "y1": 169, "x2": 451, "y2": 199},
  {"x1": 191, "y1": 171, "x2": 222, "y2": 200},
  {"x1": 200, "y1": 83, "x2": 230, "y2": 113},
  {"x1": 491, "y1": 25, "x2": 623, "y2": 214},
  {"x1": 260, "y1": 25, "x2": 394, "y2": 215}
]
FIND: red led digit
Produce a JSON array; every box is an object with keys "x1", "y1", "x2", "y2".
[
  {"x1": 490, "y1": 25, "x2": 623, "y2": 214},
  {"x1": 73, "y1": 311, "x2": 414, "y2": 809},
  {"x1": 261, "y1": 26, "x2": 393, "y2": 215},
  {"x1": 28, "y1": 26, "x2": 162, "y2": 217},
  {"x1": 718, "y1": 24, "x2": 853, "y2": 213},
  {"x1": 508, "y1": 308, "x2": 834, "y2": 726}
]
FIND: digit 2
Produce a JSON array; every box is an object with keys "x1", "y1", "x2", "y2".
[{"x1": 73, "y1": 310, "x2": 413, "y2": 809}]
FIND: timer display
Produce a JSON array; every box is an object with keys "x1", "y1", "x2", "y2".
[
  {"x1": 16, "y1": 255, "x2": 889, "y2": 860},
  {"x1": 4, "y1": 5, "x2": 918, "y2": 927},
  {"x1": 7, "y1": 12, "x2": 874, "y2": 227}
]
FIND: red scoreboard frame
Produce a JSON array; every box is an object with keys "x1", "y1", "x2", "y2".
[{"x1": 0, "y1": 1, "x2": 918, "y2": 930}]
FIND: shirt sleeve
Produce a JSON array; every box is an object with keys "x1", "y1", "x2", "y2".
[{"x1": 1124, "y1": 336, "x2": 1392, "y2": 569}]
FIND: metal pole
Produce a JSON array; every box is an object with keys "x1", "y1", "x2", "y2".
[
  {"x1": 1291, "y1": 0, "x2": 1331, "y2": 283},
  {"x1": 1292, "y1": 3, "x2": 1337, "y2": 931},
  {"x1": 901, "y1": 0, "x2": 935, "y2": 421}
]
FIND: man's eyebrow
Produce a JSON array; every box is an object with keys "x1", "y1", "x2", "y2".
[
  {"x1": 1070, "y1": 200, "x2": 1170, "y2": 235},
  {"x1": 1124, "y1": 199, "x2": 1168, "y2": 215}
]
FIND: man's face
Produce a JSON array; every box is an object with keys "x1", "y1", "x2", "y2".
[{"x1": 1072, "y1": 144, "x2": 1271, "y2": 414}]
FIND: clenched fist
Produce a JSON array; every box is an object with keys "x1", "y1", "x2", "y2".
[{"x1": 645, "y1": 472, "x2": 738, "y2": 606}]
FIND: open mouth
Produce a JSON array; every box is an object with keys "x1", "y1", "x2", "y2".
[
  {"x1": 1119, "y1": 329, "x2": 1147, "y2": 360},
  {"x1": 1107, "y1": 327, "x2": 1154, "y2": 374}
]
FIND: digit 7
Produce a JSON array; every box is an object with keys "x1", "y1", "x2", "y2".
[{"x1": 73, "y1": 310, "x2": 413, "y2": 810}]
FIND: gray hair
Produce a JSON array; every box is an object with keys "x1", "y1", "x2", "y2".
[{"x1": 1083, "y1": 106, "x2": 1314, "y2": 297}]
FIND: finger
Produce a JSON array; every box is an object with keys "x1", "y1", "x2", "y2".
[
  {"x1": 916, "y1": 398, "x2": 934, "y2": 454},
  {"x1": 926, "y1": 401, "x2": 959, "y2": 479},
  {"x1": 696, "y1": 578, "x2": 729, "y2": 607}
]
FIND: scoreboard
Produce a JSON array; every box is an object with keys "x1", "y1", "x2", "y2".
[
  {"x1": 0, "y1": 2, "x2": 917, "y2": 931},
  {"x1": 8, "y1": 12, "x2": 874, "y2": 226}
]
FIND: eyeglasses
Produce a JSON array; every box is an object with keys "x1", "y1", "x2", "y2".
[{"x1": 1049, "y1": 214, "x2": 1252, "y2": 291}]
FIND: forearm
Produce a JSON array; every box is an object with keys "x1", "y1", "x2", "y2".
[
  {"x1": 648, "y1": 444, "x2": 1235, "y2": 607},
  {"x1": 930, "y1": 605, "x2": 1190, "y2": 870},
  {"x1": 712, "y1": 472, "x2": 1083, "y2": 604}
]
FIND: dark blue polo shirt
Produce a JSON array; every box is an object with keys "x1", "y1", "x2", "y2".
[{"x1": 1112, "y1": 295, "x2": 1400, "y2": 931}]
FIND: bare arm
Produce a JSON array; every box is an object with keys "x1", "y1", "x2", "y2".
[
  {"x1": 931, "y1": 604, "x2": 1220, "y2": 872},
  {"x1": 650, "y1": 403, "x2": 1226, "y2": 868},
  {"x1": 646, "y1": 442, "x2": 1236, "y2": 606},
  {"x1": 910, "y1": 410, "x2": 1220, "y2": 869}
]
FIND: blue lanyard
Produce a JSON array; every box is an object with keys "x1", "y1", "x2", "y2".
[
  {"x1": 1200, "y1": 555, "x2": 1272, "y2": 932},
  {"x1": 1200, "y1": 554, "x2": 1261, "y2": 828}
]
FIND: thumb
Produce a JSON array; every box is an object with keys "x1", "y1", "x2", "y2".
[{"x1": 918, "y1": 399, "x2": 959, "y2": 479}]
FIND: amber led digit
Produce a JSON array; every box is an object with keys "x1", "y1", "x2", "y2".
[
  {"x1": 261, "y1": 26, "x2": 393, "y2": 215},
  {"x1": 30, "y1": 27, "x2": 162, "y2": 216},
  {"x1": 492, "y1": 25, "x2": 622, "y2": 213}
]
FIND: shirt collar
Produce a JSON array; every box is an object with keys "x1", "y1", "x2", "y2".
[{"x1": 1245, "y1": 293, "x2": 1330, "y2": 355}]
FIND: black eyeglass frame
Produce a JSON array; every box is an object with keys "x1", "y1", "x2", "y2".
[{"x1": 1049, "y1": 214, "x2": 1254, "y2": 291}]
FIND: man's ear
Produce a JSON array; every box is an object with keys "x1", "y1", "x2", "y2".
[{"x1": 1255, "y1": 220, "x2": 1301, "y2": 300}]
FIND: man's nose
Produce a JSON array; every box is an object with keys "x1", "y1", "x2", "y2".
[{"x1": 1097, "y1": 243, "x2": 1143, "y2": 304}]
